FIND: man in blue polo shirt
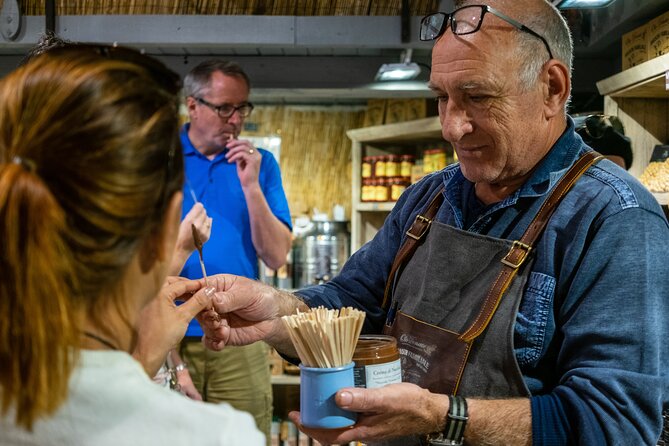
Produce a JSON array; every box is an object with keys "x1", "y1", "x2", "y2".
[{"x1": 176, "y1": 59, "x2": 292, "y2": 444}]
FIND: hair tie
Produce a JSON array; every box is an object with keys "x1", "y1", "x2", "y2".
[{"x1": 12, "y1": 156, "x2": 37, "y2": 173}]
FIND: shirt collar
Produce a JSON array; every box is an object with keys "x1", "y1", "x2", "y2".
[
  {"x1": 180, "y1": 123, "x2": 229, "y2": 163},
  {"x1": 442, "y1": 116, "x2": 583, "y2": 206}
]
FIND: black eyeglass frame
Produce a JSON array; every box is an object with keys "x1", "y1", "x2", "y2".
[
  {"x1": 420, "y1": 5, "x2": 554, "y2": 60},
  {"x1": 577, "y1": 114, "x2": 625, "y2": 140},
  {"x1": 193, "y1": 96, "x2": 254, "y2": 119},
  {"x1": 45, "y1": 43, "x2": 183, "y2": 95}
]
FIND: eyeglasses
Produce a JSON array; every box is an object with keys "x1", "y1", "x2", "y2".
[
  {"x1": 420, "y1": 5, "x2": 554, "y2": 60},
  {"x1": 576, "y1": 114, "x2": 624, "y2": 140},
  {"x1": 45, "y1": 44, "x2": 182, "y2": 95},
  {"x1": 194, "y1": 97, "x2": 254, "y2": 119}
]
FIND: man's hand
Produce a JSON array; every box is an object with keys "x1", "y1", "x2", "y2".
[
  {"x1": 225, "y1": 138, "x2": 261, "y2": 188},
  {"x1": 133, "y1": 277, "x2": 214, "y2": 375},
  {"x1": 196, "y1": 274, "x2": 306, "y2": 355},
  {"x1": 287, "y1": 383, "x2": 448, "y2": 445}
]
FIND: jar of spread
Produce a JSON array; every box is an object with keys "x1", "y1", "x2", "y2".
[
  {"x1": 400, "y1": 154, "x2": 415, "y2": 179},
  {"x1": 385, "y1": 155, "x2": 400, "y2": 177},
  {"x1": 375, "y1": 178, "x2": 389, "y2": 202},
  {"x1": 390, "y1": 177, "x2": 408, "y2": 201},
  {"x1": 374, "y1": 155, "x2": 386, "y2": 178},
  {"x1": 361, "y1": 178, "x2": 374, "y2": 202},
  {"x1": 361, "y1": 156, "x2": 373, "y2": 179},
  {"x1": 352, "y1": 335, "x2": 402, "y2": 389}
]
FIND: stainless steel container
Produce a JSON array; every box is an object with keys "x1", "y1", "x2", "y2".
[{"x1": 292, "y1": 220, "x2": 350, "y2": 289}]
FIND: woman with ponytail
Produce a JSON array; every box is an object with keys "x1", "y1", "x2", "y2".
[{"x1": 0, "y1": 47, "x2": 264, "y2": 445}]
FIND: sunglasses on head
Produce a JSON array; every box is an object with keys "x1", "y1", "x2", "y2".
[{"x1": 44, "y1": 43, "x2": 182, "y2": 95}]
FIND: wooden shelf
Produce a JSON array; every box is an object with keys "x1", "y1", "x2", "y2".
[
  {"x1": 597, "y1": 53, "x2": 669, "y2": 98},
  {"x1": 356, "y1": 201, "x2": 396, "y2": 212},
  {"x1": 348, "y1": 117, "x2": 444, "y2": 252},
  {"x1": 346, "y1": 116, "x2": 442, "y2": 143},
  {"x1": 271, "y1": 373, "x2": 300, "y2": 385},
  {"x1": 653, "y1": 192, "x2": 669, "y2": 206}
]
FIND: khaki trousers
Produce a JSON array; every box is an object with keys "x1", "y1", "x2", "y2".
[{"x1": 180, "y1": 341, "x2": 272, "y2": 445}]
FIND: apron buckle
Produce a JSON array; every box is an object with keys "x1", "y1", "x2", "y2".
[
  {"x1": 500, "y1": 240, "x2": 532, "y2": 269},
  {"x1": 406, "y1": 214, "x2": 433, "y2": 240}
]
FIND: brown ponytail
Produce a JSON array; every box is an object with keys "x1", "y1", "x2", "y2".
[
  {"x1": 0, "y1": 49, "x2": 183, "y2": 429},
  {"x1": 0, "y1": 162, "x2": 79, "y2": 429}
]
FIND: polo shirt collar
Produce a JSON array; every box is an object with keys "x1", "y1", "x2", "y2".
[{"x1": 180, "y1": 123, "x2": 230, "y2": 164}]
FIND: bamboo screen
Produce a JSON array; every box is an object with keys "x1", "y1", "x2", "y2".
[
  {"x1": 243, "y1": 105, "x2": 365, "y2": 219},
  {"x1": 19, "y1": 1, "x2": 440, "y2": 15}
]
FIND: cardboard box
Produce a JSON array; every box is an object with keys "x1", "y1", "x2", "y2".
[
  {"x1": 647, "y1": 10, "x2": 669, "y2": 60},
  {"x1": 622, "y1": 24, "x2": 648, "y2": 70},
  {"x1": 362, "y1": 99, "x2": 386, "y2": 127},
  {"x1": 384, "y1": 98, "x2": 408, "y2": 124},
  {"x1": 385, "y1": 99, "x2": 438, "y2": 124}
]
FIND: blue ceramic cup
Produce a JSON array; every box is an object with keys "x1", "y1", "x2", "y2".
[{"x1": 299, "y1": 362, "x2": 356, "y2": 429}]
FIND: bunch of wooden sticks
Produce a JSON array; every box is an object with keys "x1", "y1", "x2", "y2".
[{"x1": 281, "y1": 306, "x2": 365, "y2": 368}]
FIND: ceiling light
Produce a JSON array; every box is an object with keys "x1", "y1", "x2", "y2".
[
  {"x1": 375, "y1": 62, "x2": 421, "y2": 81},
  {"x1": 552, "y1": 0, "x2": 617, "y2": 8},
  {"x1": 375, "y1": 48, "x2": 422, "y2": 82}
]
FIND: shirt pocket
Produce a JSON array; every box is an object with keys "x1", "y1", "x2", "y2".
[{"x1": 514, "y1": 271, "x2": 555, "y2": 368}]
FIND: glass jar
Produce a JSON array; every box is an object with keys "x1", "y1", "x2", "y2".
[
  {"x1": 385, "y1": 155, "x2": 400, "y2": 177},
  {"x1": 390, "y1": 177, "x2": 408, "y2": 201},
  {"x1": 374, "y1": 155, "x2": 386, "y2": 178},
  {"x1": 375, "y1": 178, "x2": 389, "y2": 202},
  {"x1": 352, "y1": 335, "x2": 402, "y2": 389},
  {"x1": 423, "y1": 149, "x2": 434, "y2": 173},
  {"x1": 361, "y1": 178, "x2": 374, "y2": 202},
  {"x1": 361, "y1": 156, "x2": 373, "y2": 179},
  {"x1": 400, "y1": 154, "x2": 415, "y2": 179},
  {"x1": 432, "y1": 148, "x2": 447, "y2": 171}
]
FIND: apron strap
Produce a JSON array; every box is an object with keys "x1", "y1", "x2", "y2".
[
  {"x1": 381, "y1": 187, "x2": 445, "y2": 310},
  {"x1": 460, "y1": 150, "x2": 603, "y2": 342}
]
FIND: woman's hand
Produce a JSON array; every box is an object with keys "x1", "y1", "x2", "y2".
[{"x1": 133, "y1": 277, "x2": 214, "y2": 375}]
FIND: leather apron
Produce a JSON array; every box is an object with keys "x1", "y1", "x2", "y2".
[{"x1": 373, "y1": 152, "x2": 602, "y2": 446}]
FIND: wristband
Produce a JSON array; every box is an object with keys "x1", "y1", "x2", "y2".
[
  {"x1": 174, "y1": 362, "x2": 188, "y2": 372},
  {"x1": 427, "y1": 395, "x2": 468, "y2": 446}
]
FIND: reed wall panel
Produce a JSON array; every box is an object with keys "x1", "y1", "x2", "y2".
[
  {"x1": 243, "y1": 105, "x2": 365, "y2": 219},
  {"x1": 16, "y1": 0, "x2": 439, "y2": 15}
]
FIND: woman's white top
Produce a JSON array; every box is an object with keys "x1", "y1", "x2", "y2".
[{"x1": 0, "y1": 349, "x2": 265, "y2": 446}]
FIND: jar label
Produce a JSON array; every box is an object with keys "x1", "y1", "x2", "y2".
[{"x1": 353, "y1": 359, "x2": 402, "y2": 389}]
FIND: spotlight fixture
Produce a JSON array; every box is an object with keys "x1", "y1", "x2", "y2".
[
  {"x1": 552, "y1": 0, "x2": 617, "y2": 8},
  {"x1": 375, "y1": 49, "x2": 421, "y2": 82}
]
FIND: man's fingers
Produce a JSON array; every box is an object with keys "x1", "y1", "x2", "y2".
[{"x1": 336, "y1": 388, "x2": 378, "y2": 412}]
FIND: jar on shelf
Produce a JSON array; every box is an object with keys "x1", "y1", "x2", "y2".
[
  {"x1": 385, "y1": 155, "x2": 400, "y2": 177},
  {"x1": 361, "y1": 156, "x2": 374, "y2": 179},
  {"x1": 374, "y1": 155, "x2": 387, "y2": 178},
  {"x1": 390, "y1": 177, "x2": 409, "y2": 201},
  {"x1": 423, "y1": 148, "x2": 448, "y2": 173},
  {"x1": 361, "y1": 178, "x2": 374, "y2": 202},
  {"x1": 400, "y1": 154, "x2": 415, "y2": 179},
  {"x1": 375, "y1": 178, "x2": 390, "y2": 202},
  {"x1": 432, "y1": 148, "x2": 447, "y2": 171}
]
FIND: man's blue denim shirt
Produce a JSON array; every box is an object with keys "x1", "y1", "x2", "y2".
[{"x1": 296, "y1": 119, "x2": 669, "y2": 445}]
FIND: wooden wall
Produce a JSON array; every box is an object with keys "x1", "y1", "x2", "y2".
[
  {"x1": 244, "y1": 105, "x2": 365, "y2": 219},
  {"x1": 18, "y1": 0, "x2": 440, "y2": 16},
  {"x1": 604, "y1": 95, "x2": 669, "y2": 178}
]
